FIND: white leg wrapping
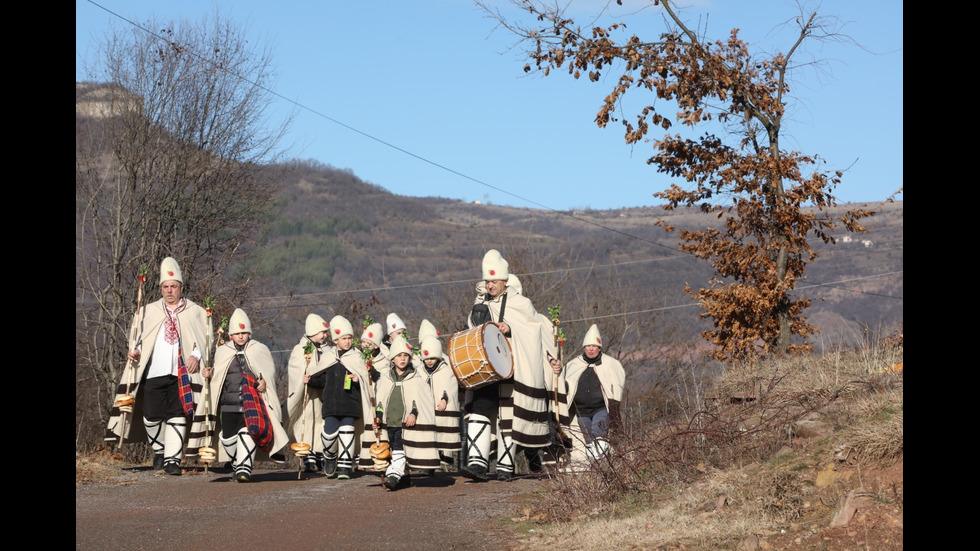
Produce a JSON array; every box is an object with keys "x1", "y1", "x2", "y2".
[
  {"x1": 495, "y1": 430, "x2": 515, "y2": 474},
  {"x1": 594, "y1": 438, "x2": 611, "y2": 458},
  {"x1": 385, "y1": 449, "x2": 407, "y2": 478},
  {"x1": 221, "y1": 432, "x2": 239, "y2": 466},
  {"x1": 337, "y1": 425, "x2": 356, "y2": 469},
  {"x1": 320, "y1": 427, "x2": 339, "y2": 460},
  {"x1": 235, "y1": 428, "x2": 256, "y2": 475},
  {"x1": 465, "y1": 414, "x2": 491, "y2": 470},
  {"x1": 163, "y1": 417, "x2": 187, "y2": 466},
  {"x1": 586, "y1": 438, "x2": 611, "y2": 463},
  {"x1": 143, "y1": 417, "x2": 164, "y2": 455}
]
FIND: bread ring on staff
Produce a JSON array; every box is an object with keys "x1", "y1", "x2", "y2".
[
  {"x1": 114, "y1": 394, "x2": 135, "y2": 407},
  {"x1": 370, "y1": 441, "x2": 391, "y2": 460},
  {"x1": 290, "y1": 442, "x2": 312, "y2": 456}
]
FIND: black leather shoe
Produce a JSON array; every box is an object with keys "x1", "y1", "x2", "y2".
[
  {"x1": 304, "y1": 459, "x2": 319, "y2": 473},
  {"x1": 336, "y1": 467, "x2": 352, "y2": 480},
  {"x1": 236, "y1": 471, "x2": 251, "y2": 483},
  {"x1": 496, "y1": 470, "x2": 514, "y2": 482},
  {"x1": 164, "y1": 462, "x2": 182, "y2": 476},
  {"x1": 383, "y1": 474, "x2": 401, "y2": 490},
  {"x1": 460, "y1": 464, "x2": 488, "y2": 482},
  {"x1": 152, "y1": 454, "x2": 165, "y2": 470}
]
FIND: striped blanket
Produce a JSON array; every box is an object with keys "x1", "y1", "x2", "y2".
[{"x1": 242, "y1": 371, "x2": 274, "y2": 452}]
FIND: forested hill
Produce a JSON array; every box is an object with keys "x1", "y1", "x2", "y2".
[{"x1": 251, "y1": 159, "x2": 903, "y2": 359}]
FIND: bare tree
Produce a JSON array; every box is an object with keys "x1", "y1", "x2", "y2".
[
  {"x1": 75, "y1": 11, "x2": 291, "y2": 449},
  {"x1": 478, "y1": 0, "x2": 874, "y2": 364}
]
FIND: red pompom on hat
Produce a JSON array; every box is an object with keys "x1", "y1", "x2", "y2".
[{"x1": 482, "y1": 249, "x2": 509, "y2": 281}]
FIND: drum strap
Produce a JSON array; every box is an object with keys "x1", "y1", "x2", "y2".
[
  {"x1": 472, "y1": 292, "x2": 507, "y2": 326},
  {"x1": 480, "y1": 292, "x2": 507, "y2": 322}
]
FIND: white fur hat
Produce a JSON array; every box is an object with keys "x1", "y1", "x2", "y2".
[
  {"x1": 583, "y1": 324, "x2": 603, "y2": 348},
  {"x1": 160, "y1": 257, "x2": 183, "y2": 284},
  {"x1": 419, "y1": 335, "x2": 443, "y2": 361},
  {"x1": 389, "y1": 334, "x2": 413, "y2": 358},
  {"x1": 229, "y1": 308, "x2": 252, "y2": 335},
  {"x1": 361, "y1": 322, "x2": 383, "y2": 346},
  {"x1": 482, "y1": 249, "x2": 509, "y2": 281},
  {"x1": 506, "y1": 273, "x2": 523, "y2": 295},
  {"x1": 418, "y1": 319, "x2": 439, "y2": 342},
  {"x1": 329, "y1": 315, "x2": 354, "y2": 340},
  {"x1": 386, "y1": 312, "x2": 406, "y2": 335},
  {"x1": 305, "y1": 314, "x2": 328, "y2": 337}
]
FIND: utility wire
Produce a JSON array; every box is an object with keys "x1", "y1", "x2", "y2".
[{"x1": 81, "y1": 0, "x2": 677, "y2": 250}]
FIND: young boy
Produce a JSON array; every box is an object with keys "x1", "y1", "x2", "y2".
[
  {"x1": 197, "y1": 308, "x2": 289, "y2": 482},
  {"x1": 373, "y1": 334, "x2": 439, "y2": 489},
  {"x1": 418, "y1": 335, "x2": 461, "y2": 472},
  {"x1": 305, "y1": 315, "x2": 373, "y2": 479},
  {"x1": 286, "y1": 313, "x2": 330, "y2": 472}
]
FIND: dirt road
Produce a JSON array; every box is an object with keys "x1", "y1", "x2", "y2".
[{"x1": 76, "y1": 463, "x2": 538, "y2": 551}]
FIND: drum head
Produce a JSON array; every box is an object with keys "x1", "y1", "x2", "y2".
[{"x1": 481, "y1": 323, "x2": 513, "y2": 379}]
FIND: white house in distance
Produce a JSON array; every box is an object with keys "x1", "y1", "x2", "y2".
[{"x1": 840, "y1": 235, "x2": 874, "y2": 248}]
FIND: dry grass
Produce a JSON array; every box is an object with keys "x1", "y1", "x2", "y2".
[
  {"x1": 508, "y1": 341, "x2": 903, "y2": 550},
  {"x1": 76, "y1": 448, "x2": 137, "y2": 485}
]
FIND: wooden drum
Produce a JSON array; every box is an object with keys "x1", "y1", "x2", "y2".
[{"x1": 447, "y1": 323, "x2": 513, "y2": 390}]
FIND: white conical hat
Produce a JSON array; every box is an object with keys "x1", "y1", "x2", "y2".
[
  {"x1": 482, "y1": 249, "x2": 509, "y2": 281},
  {"x1": 418, "y1": 319, "x2": 439, "y2": 342},
  {"x1": 229, "y1": 308, "x2": 252, "y2": 335},
  {"x1": 389, "y1": 334, "x2": 413, "y2": 357},
  {"x1": 305, "y1": 314, "x2": 328, "y2": 337},
  {"x1": 328, "y1": 315, "x2": 354, "y2": 340},
  {"x1": 582, "y1": 324, "x2": 602, "y2": 348},
  {"x1": 160, "y1": 257, "x2": 183, "y2": 284},
  {"x1": 386, "y1": 312, "x2": 406, "y2": 335},
  {"x1": 419, "y1": 335, "x2": 443, "y2": 360},
  {"x1": 506, "y1": 273, "x2": 523, "y2": 295},
  {"x1": 361, "y1": 322, "x2": 383, "y2": 346}
]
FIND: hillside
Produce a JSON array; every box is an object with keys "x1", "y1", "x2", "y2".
[{"x1": 255, "y1": 159, "x2": 903, "y2": 356}]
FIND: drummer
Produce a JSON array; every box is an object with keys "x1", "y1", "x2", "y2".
[{"x1": 458, "y1": 249, "x2": 555, "y2": 482}]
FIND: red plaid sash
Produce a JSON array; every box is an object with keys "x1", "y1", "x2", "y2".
[
  {"x1": 242, "y1": 371, "x2": 274, "y2": 452},
  {"x1": 177, "y1": 348, "x2": 195, "y2": 418}
]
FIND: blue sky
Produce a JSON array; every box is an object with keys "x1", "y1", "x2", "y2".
[{"x1": 77, "y1": 0, "x2": 903, "y2": 211}]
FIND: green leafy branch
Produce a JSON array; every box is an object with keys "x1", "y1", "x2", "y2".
[
  {"x1": 216, "y1": 316, "x2": 229, "y2": 345},
  {"x1": 548, "y1": 304, "x2": 566, "y2": 346},
  {"x1": 354, "y1": 337, "x2": 374, "y2": 367}
]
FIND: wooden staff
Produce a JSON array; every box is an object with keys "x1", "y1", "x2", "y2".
[
  {"x1": 297, "y1": 341, "x2": 314, "y2": 479},
  {"x1": 202, "y1": 300, "x2": 214, "y2": 473},
  {"x1": 197, "y1": 312, "x2": 224, "y2": 471},
  {"x1": 548, "y1": 304, "x2": 570, "y2": 447},
  {"x1": 114, "y1": 265, "x2": 148, "y2": 457}
]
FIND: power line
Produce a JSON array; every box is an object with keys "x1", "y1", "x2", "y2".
[
  {"x1": 797, "y1": 271, "x2": 904, "y2": 299},
  {"x1": 260, "y1": 270, "x2": 903, "y2": 356},
  {"x1": 81, "y1": 0, "x2": 677, "y2": 250}
]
